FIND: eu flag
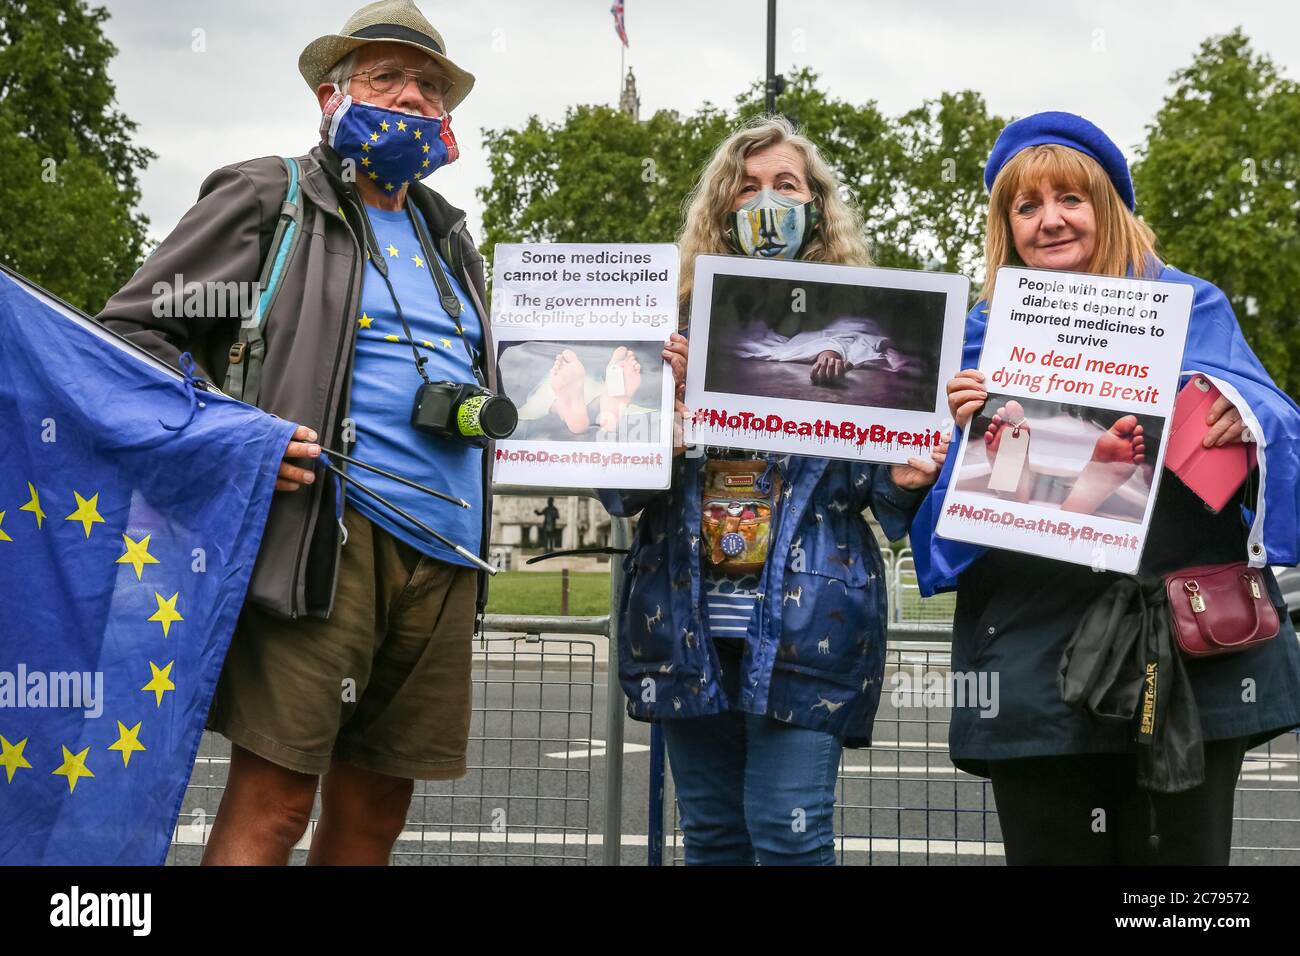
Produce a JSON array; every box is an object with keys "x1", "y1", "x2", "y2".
[{"x1": 0, "y1": 267, "x2": 295, "y2": 864}]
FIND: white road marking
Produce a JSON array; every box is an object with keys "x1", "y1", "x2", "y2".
[
  {"x1": 171, "y1": 825, "x2": 1006, "y2": 857},
  {"x1": 840, "y1": 764, "x2": 965, "y2": 776},
  {"x1": 544, "y1": 739, "x2": 651, "y2": 760}
]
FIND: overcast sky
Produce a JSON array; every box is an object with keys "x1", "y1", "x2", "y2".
[{"x1": 100, "y1": 0, "x2": 1300, "y2": 247}]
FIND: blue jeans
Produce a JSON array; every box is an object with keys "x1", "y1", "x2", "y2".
[{"x1": 661, "y1": 665, "x2": 844, "y2": 865}]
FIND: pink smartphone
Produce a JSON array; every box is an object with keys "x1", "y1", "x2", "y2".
[{"x1": 1164, "y1": 375, "x2": 1256, "y2": 512}]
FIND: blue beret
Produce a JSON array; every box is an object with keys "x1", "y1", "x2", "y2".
[{"x1": 984, "y1": 111, "x2": 1135, "y2": 210}]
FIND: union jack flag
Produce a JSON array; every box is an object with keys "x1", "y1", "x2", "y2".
[{"x1": 610, "y1": 0, "x2": 628, "y2": 47}]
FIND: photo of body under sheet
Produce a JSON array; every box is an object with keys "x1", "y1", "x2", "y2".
[{"x1": 703, "y1": 272, "x2": 944, "y2": 412}]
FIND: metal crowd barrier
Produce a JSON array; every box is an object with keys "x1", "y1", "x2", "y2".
[
  {"x1": 167, "y1": 502, "x2": 1300, "y2": 865},
  {"x1": 655, "y1": 623, "x2": 1300, "y2": 865},
  {"x1": 167, "y1": 486, "x2": 630, "y2": 866}
]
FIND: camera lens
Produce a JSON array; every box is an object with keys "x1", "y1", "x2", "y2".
[{"x1": 478, "y1": 394, "x2": 518, "y2": 439}]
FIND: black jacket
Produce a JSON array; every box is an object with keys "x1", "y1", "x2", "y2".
[
  {"x1": 948, "y1": 473, "x2": 1300, "y2": 775},
  {"x1": 99, "y1": 144, "x2": 496, "y2": 621}
]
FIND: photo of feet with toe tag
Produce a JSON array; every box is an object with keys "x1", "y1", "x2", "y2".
[
  {"x1": 955, "y1": 393, "x2": 1164, "y2": 523},
  {"x1": 489, "y1": 242, "x2": 678, "y2": 489},
  {"x1": 935, "y1": 266, "x2": 1194, "y2": 572},
  {"x1": 500, "y1": 340, "x2": 664, "y2": 443}
]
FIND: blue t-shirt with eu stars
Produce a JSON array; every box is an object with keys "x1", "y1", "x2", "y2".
[{"x1": 346, "y1": 204, "x2": 483, "y2": 567}]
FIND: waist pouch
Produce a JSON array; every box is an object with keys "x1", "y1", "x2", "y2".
[{"x1": 701, "y1": 458, "x2": 781, "y2": 576}]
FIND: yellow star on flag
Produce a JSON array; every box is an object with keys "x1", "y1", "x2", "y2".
[
  {"x1": 358, "y1": 313, "x2": 375, "y2": 329},
  {"x1": 117, "y1": 533, "x2": 160, "y2": 580},
  {"x1": 368, "y1": 171, "x2": 378, "y2": 181},
  {"x1": 396, "y1": 119, "x2": 407, "y2": 132},
  {"x1": 380, "y1": 120, "x2": 390, "y2": 132},
  {"x1": 385, "y1": 244, "x2": 399, "y2": 258},
  {"x1": 412, "y1": 255, "x2": 424, "y2": 269},
  {"x1": 52, "y1": 745, "x2": 94, "y2": 793},
  {"x1": 108, "y1": 721, "x2": 146, "y2": 768},
  {"x1": 360, "y1": 157, "x2": 371, "y2": 167},
  {"x1": 422, "y1": 159, "x2": 431, "y2": 169},
  {"x1": 20, "y1": 482, "x2": 45, "y2": 529},
  {"x1": 384, "y1": 182, "x2": 395, "y2": 192},
  {"x1": 147, "y1": 592, "x2": 184, "y2": 637},
  {"x1": 422, "y1": 340, "x2": 434, "y2": 348},
  {"x1": 361, "y1": 142, "x2": 371, "y2": 152},
  {"x1": 370, "y1": 131, "x2": 380, "y2": 143},
  {"x1": 401, "y1": 180, "x2": 410, "y2": 189},
  {"x1": 0, "y1": 512, "x2": 9, "y2": 543},
  {"x1": 65, "y1": 491, "x2": 104, "y2": 538},
  {"x1": 383, "y1": 334, "x2": 400, "y2": 343},
  {"x1": 142, "y1": 660, "x2": 176, "y2": 707},
  {"x1": 440, "y1": 338, "x2": 452, "y2": 348},
  {"x1": 0, "y1": 735, "x2": 32, "y2": 783},
  {"x1": 413, "y1": 128, "x2": 422, "y2": 140},
  {"x1": 422, "y1": 143, "x2": 430, "y2": 154}
]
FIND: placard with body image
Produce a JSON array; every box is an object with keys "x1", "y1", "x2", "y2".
[
  {"x1": 935, "y1": 266, "x2": 1194, "y2": 573},
  {"x1": 682, "y1": 255, "x2": 969, "y2": 463},
  {"x1": 489, "y1": 243, "x2": 678, "y2": 489}
]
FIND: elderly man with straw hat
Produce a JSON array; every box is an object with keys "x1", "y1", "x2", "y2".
[{"x1": 98, "y1": 1, "x2": 498, "y2": 865}]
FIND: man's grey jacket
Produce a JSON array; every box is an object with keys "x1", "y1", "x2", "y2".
[{"x1": 98, "y1": 144, "x2": 496, "y2": 621}]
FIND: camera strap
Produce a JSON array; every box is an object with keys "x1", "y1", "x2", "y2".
[
  {"x1": 354, "y1": 202, "x2": 434, "y2": 386},
  {"x1": 407, "y1": 205, "x2": 488, "y2": 389},
  {"x1": 352, "y1": 196, "x2": 485, "y2": 389}
]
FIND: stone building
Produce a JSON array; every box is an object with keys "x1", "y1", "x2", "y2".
[{"x1": 489, "y1": 494, "x2": 613, "y2": 554}]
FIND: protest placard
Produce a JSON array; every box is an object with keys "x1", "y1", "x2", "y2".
[
  {"x1": 682, "y1": 255, "x2": 968, "y2": 463},
  {"x1": 489, "y1": 243, "x2": 678, "y2": 489},
  {"x1": 935, "y1": 266, "x2": 1194, "y2": 572}
]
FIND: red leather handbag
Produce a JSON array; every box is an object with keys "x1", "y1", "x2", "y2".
[{"x1": 1164, "y1": 563, "x2": 1280, "y2": 657}]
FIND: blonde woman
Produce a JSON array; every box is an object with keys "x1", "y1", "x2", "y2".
[
  {"x1": 601, "y1": 116, "x2": 946, "y2": 865},
  {"x1": 911, "y1": 112, "x2": 1300, "y2": 864}
]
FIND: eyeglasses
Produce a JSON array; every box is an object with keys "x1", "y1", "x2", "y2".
[{"x1": 348, "y1": 63, "x2": 452, "y2": 104}]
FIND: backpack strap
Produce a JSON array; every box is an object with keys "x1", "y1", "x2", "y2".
[{"x1": 224, "y1": 156, "x2": 302, "y2": 405}]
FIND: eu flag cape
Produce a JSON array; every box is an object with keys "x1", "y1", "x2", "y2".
[
  {"x1": 0, "y1": 267, "x2": 296, "y2": 864},
  {"x1": 911, "y1": 264, "x2": 1300, "y2": 595}
]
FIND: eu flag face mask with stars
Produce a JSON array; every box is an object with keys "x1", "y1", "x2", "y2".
[{"x1": 320, "y1": 86, "x2": 459, "y2": 193}]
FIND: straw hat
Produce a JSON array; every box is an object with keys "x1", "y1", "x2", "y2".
[{"x1": 298, "y1": 0, "x2": 475, "y2": 112}]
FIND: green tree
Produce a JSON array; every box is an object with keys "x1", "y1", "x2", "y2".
[
  {"x1": 894, "y1": 91, "x2": 1006, "y2": 281},
  {"x1": 1133, "y1": 28, "x2": 1300, "y2": 397},
  {"x1": 478, "y1": 68, "x2": 1002, "y2": 289},
  {"x1": 479, "y1": 103, "x2": 731, "y2": 252},
  {"x1": 0, "y1": 0, "x2": 154, "y2": 312}
]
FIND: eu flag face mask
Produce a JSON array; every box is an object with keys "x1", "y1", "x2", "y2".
[
  {"x1": 730, "y1": 190, "x2": 820, "y2": 259},
  {"x1": 320, "y1": 87, "x2": 459, "y2": 194}
]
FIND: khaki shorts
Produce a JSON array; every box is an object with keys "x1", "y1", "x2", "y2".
[{"x1": 206, "y1": 507, "x2": 478, "y2": 779}]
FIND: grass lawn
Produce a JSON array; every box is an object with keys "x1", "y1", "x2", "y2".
[
  {"x1": 895, "y1": 585, "x2": 957, "y2": 624},
  {"x1": 485, "y1": 571, "x2": 613, "y2": 617},
  {"x1": 485, "y1": 568, "x2": 956, "y2": 626},
  {"x1": 891, "y1": 561, "x2": 957, "y2": 623}
]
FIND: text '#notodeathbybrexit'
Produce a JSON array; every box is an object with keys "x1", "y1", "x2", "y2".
[
  {"x1": 691, "y1": 408, "x2": 944, "y2": 448},
  {"x1": 944, "y1": 501, "x2": 1140, "y2": 548},
  {"x1": 494, "y1": 449, "x2": 665, "y2": 467}
]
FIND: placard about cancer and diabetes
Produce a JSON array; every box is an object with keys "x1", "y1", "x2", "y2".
[
  {"x1": 935, "y1": 266, "x2": 1193, "y2": 573},
  {"x1": 489, "y1": 243, "x2": 678, "y2": 489}
]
